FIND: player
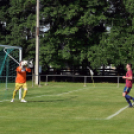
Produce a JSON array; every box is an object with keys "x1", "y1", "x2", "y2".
[
  {"x1": 11, "y1": 61, "x2": 31, "y2": 103},
  {"x1": 122, "y1": 63, "x2": 134, "y2": 107}
]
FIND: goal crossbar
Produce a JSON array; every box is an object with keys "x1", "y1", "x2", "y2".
[{"x1": 0, "y1": 44, "x2": 22, "y2": 49}]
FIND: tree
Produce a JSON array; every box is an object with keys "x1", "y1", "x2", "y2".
[
  {"x1": 40, "y1": 0, "x2": 108, "y2": 70},
  {"x1": 97, "y1": 0, "x2": 134, "y2": 73},
  {"x1": 1, "y1": 0, "x2": 134, "y2": 73},
  {"x1": 0, "y1": 0, "x2": 36, "y2": 59}
]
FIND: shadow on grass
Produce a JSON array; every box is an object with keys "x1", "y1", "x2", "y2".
[{"x1": 27, "y1": 96, "x2": 78, "y2": 103}]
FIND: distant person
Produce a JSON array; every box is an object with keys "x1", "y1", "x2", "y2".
[
  {"x1": 122, "y1": 63, "x2": 134, "y2": 107},
  {"x1": 11, "y1": 61, "x2": 31, "y2": 103}
]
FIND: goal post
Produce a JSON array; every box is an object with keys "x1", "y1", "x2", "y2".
[{"x1": 0, "y1": 44, "x2": 22, "y2": 100}]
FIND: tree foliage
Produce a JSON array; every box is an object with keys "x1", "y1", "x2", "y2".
[
  {"x1": 0, "y1": 0, "x2": 134, "y2": 72},
  {"x1": 40, "y1": 0, "x2": 108, "y2": 69},
  {"x1": 0, "y1": 0, "x2": 36, "y2": 59},
  {"x1": 98, "y1": 0, "x2": 134, "y2": 72}
]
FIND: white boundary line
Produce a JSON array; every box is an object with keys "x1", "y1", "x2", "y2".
[
  {"x1": 0, "y1": 100, "x2": 9, "y2": 102},
  {"x1": 31, "y1": 87, "x2": 88, "y2": 98},
  {"x1": 106, "y1": 103, "x2": 134, "y2": 120},
  {"x1": 75, "y1": 117, "x2": 105, "y2": 120},
  {"x1": 34, "y1": 87, "x2": 132, "y2": 120},
  {"x1": 0, "y1": 87, "x2": 88, "y2": 102},
  {"x1": 0, "y1": 87, "x2": 131, "y2": 120}
]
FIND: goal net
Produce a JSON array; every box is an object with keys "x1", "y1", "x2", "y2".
[{"x1": 0, "y1": 45, "x2": 22, "y2": 101}]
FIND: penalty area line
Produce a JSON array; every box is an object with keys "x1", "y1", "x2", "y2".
[
  {"x1": 106, "y1": 103, "x2": 134, "y2": 120},
  {"x1": 0, "y1": 100, "x2": 10, "y2": 102},
  {"x1": 0, "y1": 87, "x2": 89, "y2": 102},
  {"x1": 33, "y1": 87, "x2": 88, "y2": 98}
]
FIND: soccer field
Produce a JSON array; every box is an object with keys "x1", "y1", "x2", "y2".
[{"x1": 0, "y1": 82, "x2": 134, "y2": 134}]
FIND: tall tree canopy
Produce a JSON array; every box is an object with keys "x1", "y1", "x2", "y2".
[
  {"x1": 40, "y1": 0, "x2": 108, "y2": 69},
  {"x1": 99, "y1": 0, "x2": 134, "y2": 70},
  {"x1": 0, "y1": 0, "x2": 134, "y2": 71},
  {"x1": 0, "y1": 0, "x2": 36, "y2": 59}
]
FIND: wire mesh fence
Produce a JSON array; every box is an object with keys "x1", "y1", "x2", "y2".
[
  {"x1": 0, "y1": 75, "x2": 125, "y2": 90},
  {"x1": 42, "y1": 75, "x2": 123, "y2": 88}
]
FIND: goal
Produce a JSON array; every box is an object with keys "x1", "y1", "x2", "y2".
[{"x1": 0, "y1": 44, "x2": 22, "y2": 100}]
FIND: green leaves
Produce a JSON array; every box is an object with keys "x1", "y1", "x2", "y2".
[
  {"x1": 0, "y1": 0, "x2": 36, "y2": 60},
  {"x1": 40, "y1": 0, "x2": 108, "y2": 69},
  {"x1": 1, "y1": 0, "x2": 134, "y2": 71}
]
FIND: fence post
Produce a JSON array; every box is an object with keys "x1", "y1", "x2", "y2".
[
  {"x1": 83, "y1": 76, "x2": 87, "y2": 87},
  {"x1": 39, "y1": 75, "x2": 41, "y2": 87},
  {"x1": 32, "y1": 70, "x2": 34, "y2": 87},
  {"x1": 45, "y1": 75, "x2": 48, "y2": 86},
  {"x1": 6, "y1": 76, "x2": 8, "y2": 90},
  {"x1": 117, "y1": 76, "x2": 120, "y2": 88}
]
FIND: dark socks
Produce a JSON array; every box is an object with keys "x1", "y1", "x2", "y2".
[
  {"x1": 125, "y1": 94, "x2": 134, "y2": 100},
  {"x1": 125, "y1": 95, "x2": 133, "y2": 106}
]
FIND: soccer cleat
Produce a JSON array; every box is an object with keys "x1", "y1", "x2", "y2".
[
  {"x1": 128, "y1": 105, "x2": 133, "y2": 108},
  {"x1": 10, "y1": 99, "x2": 14, "y2": 102},
  {"x1": 21, "y1": 99, "x2": 27, "y2": 103}
]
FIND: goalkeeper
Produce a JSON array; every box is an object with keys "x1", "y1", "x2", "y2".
[{"x1": 11, "y1": 61, "x2": 31, "y2": 103}]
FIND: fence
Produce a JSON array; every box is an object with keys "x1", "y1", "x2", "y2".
[
  {"x1": 0, "y1": 75, "x2": 126, "y2": 90},
  {"x1": 43, "y1": 75, "x2": 123, "y2": 87}
]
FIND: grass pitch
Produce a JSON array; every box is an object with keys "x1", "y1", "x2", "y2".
[{"x1": 0, "y1": 82, "x2": 134, "y2": 134}]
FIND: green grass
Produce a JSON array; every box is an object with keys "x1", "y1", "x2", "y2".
[{"x1": 0, "y1": 82, "x2": 133, "y2": 134}]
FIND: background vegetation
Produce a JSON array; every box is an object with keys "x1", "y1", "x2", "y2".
[{"x1": 0, "y1": 0, "x2": 134, "y2": 72}]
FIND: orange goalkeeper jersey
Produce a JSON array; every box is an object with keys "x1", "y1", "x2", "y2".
[{"x1": 15, "y1": 66, "x2": 31, "y2": 83}]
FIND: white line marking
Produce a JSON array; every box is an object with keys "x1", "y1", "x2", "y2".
[
  {"x1": 106, "y1": 103, "x2": 134, "y2": 120},
  {"x1": 0, "y1": 88, "x2": 88, "y2": 102},
  {"x1": 0, "y1": 100, "x2": 10, "y2": 102},
  {"x1": 32, "y1": 88, "x2": 88, "y2": 98},
  {"x1": 75, "y1": 117, "x2": 105, "y2": 120},
  {"x1": 0, "y1": 88, "x2": 131, "y2": 121}
]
